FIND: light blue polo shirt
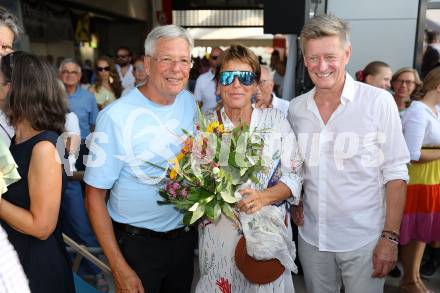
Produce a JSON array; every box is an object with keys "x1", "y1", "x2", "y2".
[
  {"x1": 84, "y1": 88, "x2": 197, "y2": 232},
  {"x1": 68, "y1": 86, "x2": 99, "y2": 139}
]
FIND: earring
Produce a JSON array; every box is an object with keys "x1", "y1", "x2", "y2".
[{"x1": 109, "y1": 76, "x2": 114, "y2": 84}]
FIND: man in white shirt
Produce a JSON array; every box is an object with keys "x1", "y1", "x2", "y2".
[
  {"x1": 256, "y1": 65, "x2": 290, "y2": 116},
  {"x1": 288, "y1": 15, "x2": 410, "y2": 293},
  {"x1": 194, "y1": 47, "x2": 222, "y2": 112},
  {"x1": 0, "y1": 225, "x2": 30, "y2": 293},
  {"x1": 115, "y1": 47, "x2": 135, "y2": 95}
]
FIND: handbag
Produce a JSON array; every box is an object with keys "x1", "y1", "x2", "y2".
[
  {"x1": 234, "y1": 160, "x2": 288, "y2": 284},
  {"x1": 234, "y1": 235, "x2": 285, "y2": 284}
]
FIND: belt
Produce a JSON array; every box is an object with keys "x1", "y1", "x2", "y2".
[{"x1": 113, "y1": 221, "x2": 190, "y2": 240}]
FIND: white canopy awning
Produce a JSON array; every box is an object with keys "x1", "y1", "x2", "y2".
[
  {"x1": 187, "y1": 27, "x2": 274, "y2": 47},
  {"x1": 426, "y1": 9, "x2": 440, "y2": 31}
]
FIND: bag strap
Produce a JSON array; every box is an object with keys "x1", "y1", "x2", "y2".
[{"x1": 216, "y1": 110, "x2": 223, "y2": 125}]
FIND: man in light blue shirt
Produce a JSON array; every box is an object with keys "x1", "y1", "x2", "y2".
[
  {"x1": 59, "y1": 59, "x2": 99, "y2": 140},
  {"x1": 84, "y1": 25, "x2": 197, "y2": 293}
]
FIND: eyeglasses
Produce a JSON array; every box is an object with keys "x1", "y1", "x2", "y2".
[
  {"x1": 258, "y1": 79, "x2": 272, "y2": 86},
  {"x1": 134, "y1": 65, "x2": 145, "y2": 72},
  {"x1": 393, "y1": 79, "x2": 416, "y2": 86},
  {"x1": 97, "y1": 66, "x2": 110, "y2": 72},
  {"x1": 219, "y1": 71, "x2": 257, "y2": 86},
  {"x1": 61, "y1": 70, "x2": 80, "y2": 76},
  {"x1": 149, "y1": 56, "x2": 193, "y2": 69},
  {"x1": 210, "y1": 55, "x2": 219, "y2": 60},
  {"x1": 117, "y1": 54, "x2": 129, "y2": 59}
]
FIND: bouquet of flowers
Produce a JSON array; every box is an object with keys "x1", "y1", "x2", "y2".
[
  {"x1": 155, "y1": 110, "x2": 267, "y2": 226},
  {"x1": 0, "y1": 139, "x2": 20, "y2": 196}
]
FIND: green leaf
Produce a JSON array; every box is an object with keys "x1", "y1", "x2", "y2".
[
  {"x1": 213, "y1": 203, "x2": 221, "y2": 220},
  {"x1": 144, "y1": 160, "x2": 167, "y2": 171},
  {"x1": 182, "y1": 212, "x2": 193, "y2": 226},
  {"x1": 221, "y1": 202, "x2": 236, "y2": 221},
  {"x1": 205, "y1": 204, "x2": 215, "y2": 221},
  {"x1": 200, "y1": 195, "x2": 215, "y2": 204},
  {"x1": 220, "y1": 190, "x2": 237, "y2": 203},
  {"x1": 250, "y1": 174, "x2": 259, "y2": 183},
  {"x1": 190, "y1": 204, "x2": 205, "y2": 224}
]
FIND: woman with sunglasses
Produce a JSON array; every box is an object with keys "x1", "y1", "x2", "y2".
[
  {"x1": 0, "y1": 51, "x2": 74, "y2": 292},
  {"x1": 195, "y1": 45, "x2": 303, "y2": 293},
  {"x1": 89, "y1": 56, "x2": 122, "y2": 110}
]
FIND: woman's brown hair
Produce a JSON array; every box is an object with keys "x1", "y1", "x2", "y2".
[
  {"x1": 413, "y1": 66, "x2": 440, "y2": 100},
  {"x1": 3, "y1": 51, "x2": 67, "y2": 134},
  {"x1": 215, "y1": 44, "x2": 261, "y2": 83},
  {"x1": 94, "y1": 55, "x2": 122, "y2": 98}
]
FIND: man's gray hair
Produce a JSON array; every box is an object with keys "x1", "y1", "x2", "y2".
[
  {"x1": 58, "y1": 58, "x2": 82, "y2": 73},
  {"x1": 299, "y1": 14, "x2": 351, "y2": 54},
  {"x1": 144, "y1": 25, "x2": 193, "y2": 56},
  {"x1": 260, "y1": 65, "x2": 274, "y2": 80},
  {"x1": 0, "y1": 6, "x2": 21, "y2": 41}
]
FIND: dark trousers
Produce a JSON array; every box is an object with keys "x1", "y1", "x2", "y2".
[{"x1": 115, "y1": 226, "x2": 196, "y2": 293}]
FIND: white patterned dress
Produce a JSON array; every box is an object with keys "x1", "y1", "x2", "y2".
[{"x1": 195, "y1": 107, "x2": 303, "y2": 293}]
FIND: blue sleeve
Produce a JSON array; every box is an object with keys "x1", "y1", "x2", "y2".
[
  {"x1": 89, "y1": 93, "x2": 99, "y2": 126},
  {"x1": 84, "y1": 110, "x2": 124, "y2": 189}
]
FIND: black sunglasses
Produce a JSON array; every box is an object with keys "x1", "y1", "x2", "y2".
[
  {"x1": 219, "y1": 71, "x2": 257, "y2": 86},
  {"x1": 97, "y1": 66, "x2": 110, "y2": 72}
]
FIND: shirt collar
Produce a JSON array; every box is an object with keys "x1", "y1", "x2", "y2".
[
  {"x1": 306, "y1": 73, "x2": 355, "y2": 108},
  {"x1": 69, "y1": 85, "x2": 81, "y2": 98}
]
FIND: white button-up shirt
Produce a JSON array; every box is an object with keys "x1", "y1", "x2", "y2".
[
  {"x1": 0, "y1": 226, "x2": 30, "y2": 292},
  {"x1": 288, "y1": 74, "x2": 409, "y2": 252},
  {"x1": 271, "y1": 94, "x2": 290, "y2": 117},
  {"x1": 402, "y1": 100, "x2": 440, "y2": 161},
  {"x1": 194, "y1": 70, "x2": 217, "y2": 112}
]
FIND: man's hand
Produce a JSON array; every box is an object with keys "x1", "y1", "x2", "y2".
[
  {"x1": 291, "y1": 200, "x2": 304, "y2": 226},
  {"x1": 112, "y1": 263, "x2": 145, "y2": 293},
  {"x1": 372, "y1": 238, "x2": 398, "y2": 278}
]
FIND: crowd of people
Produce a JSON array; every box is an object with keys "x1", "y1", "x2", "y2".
[{"x1": 0, "y1": 5, "x2": 439, "y2": 293}]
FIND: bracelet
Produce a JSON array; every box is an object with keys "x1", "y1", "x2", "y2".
[
  {"x1": 382, "y1": 229, "x2": 400, "y2": 237},
  {"x1": 380, "y1": 234, "x2": 399, "y2": 245}
]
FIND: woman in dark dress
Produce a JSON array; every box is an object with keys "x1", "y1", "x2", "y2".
[{"x1": 0, "y1": 51, "x2": 75, "y2": 293}]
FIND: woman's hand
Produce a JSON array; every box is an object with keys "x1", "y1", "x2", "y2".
[
  {"x1": 236, "y1": 188, "x2": 268, "y2": 214},
  {"x1": 291, "y1": 200, "x2": 304, "y2": 226}
]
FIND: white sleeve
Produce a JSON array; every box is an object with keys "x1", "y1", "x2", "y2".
[
  {"x1": 278, "y1": 114, "x2": 303, "y2": 205},
  {"x1": 0, "y1": 227, "x2": 31, "y2": 293},
  {"x1": 193, "y1": 76, "x2": 203, "y2": 102},
  {"x1": 377, "y1": 92, "x2": 410, "y2": 183},
  {"x1": 402, "y1": 107, "x2": 427, "y2": 161},
  {"x1": 65, "y1": 112, "x2": 81, "y2": 136}
]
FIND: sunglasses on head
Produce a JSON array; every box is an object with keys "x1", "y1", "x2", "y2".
[
  {"x1": 219, "y1": 71, "x2": 256, "y2": 86},
  {"x1": 97, "y1": 66, "x2": 110, "y2": 72}
]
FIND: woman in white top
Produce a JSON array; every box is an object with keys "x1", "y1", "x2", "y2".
[
  {"x1": 400, "y1": 67, "x2": 440, "y2": 293},
  {"x1": 195, "y1": 45, "x2": 303, "y2": 293},
  {"x1": 391, "y1": 68, "x2": 422, "y2": 118}
]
